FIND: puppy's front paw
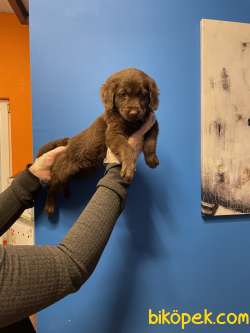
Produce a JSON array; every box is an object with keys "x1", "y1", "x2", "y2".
[
  {"x1": 145, "y1": 154, "x2": 159, "y2": 168},
  {"x1": 120, "y1": 162, "x2": 136, "y2": 183}
]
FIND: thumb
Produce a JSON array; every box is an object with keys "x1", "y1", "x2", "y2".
[{"x1": 137, "y1": 113, "x2": 156, "y2": 136}]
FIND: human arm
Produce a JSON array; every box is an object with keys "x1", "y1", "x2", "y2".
[
  {"x1": 0, "y1": 164, "x2": 128, "y2": 327},
  {"x1": 0, "y1": 115, "x2": 155, "y2": 327}
]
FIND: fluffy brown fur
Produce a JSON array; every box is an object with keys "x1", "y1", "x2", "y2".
[{"x1": 38, "y1": 68, "x2": 160, "y2": 215}]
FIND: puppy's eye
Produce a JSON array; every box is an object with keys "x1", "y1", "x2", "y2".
[{"x1": 118, "y1": 91, "x2": 127, "y2": 98}]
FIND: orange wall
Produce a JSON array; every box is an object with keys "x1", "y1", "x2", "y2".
[{"x1": 0, "y1": 13, "x2": 32, "y2": 175}]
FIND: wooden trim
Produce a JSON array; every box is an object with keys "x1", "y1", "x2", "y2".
[
  {"x1": 0, "y1": 101, "x2": 12, "y2": 192},
  {"x1": 8, "y1": 0, "x2": 29, "y2": 25}
]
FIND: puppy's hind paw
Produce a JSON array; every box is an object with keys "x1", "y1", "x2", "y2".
[
  {"x1": 45, "y1": 203, "x2": 55, "y2": 217},
  {"x1": 145, "y1": 154, "x2": 159, "y2": 168}
]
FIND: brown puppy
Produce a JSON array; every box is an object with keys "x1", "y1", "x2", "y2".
[{"x1": 38, "y1": 68, "x2": 160, "y2": 215}]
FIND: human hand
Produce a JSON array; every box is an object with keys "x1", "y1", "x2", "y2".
[
  {"x1": 29, "y1": 146, "x2": 67, "y2": 182},
  {"x1": 128, "y1": 112, "x2": 156, "y2": 159},
  {"x1": 104, "y1": 112, "x2": 156, "y2": 164}
]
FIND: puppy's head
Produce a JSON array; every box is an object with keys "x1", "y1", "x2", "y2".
[{"x1": 100, "y1": 68, "x2": 159, "y2": 122}]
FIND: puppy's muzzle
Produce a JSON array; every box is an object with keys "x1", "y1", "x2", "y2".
[
  {"x1": 129, "y1": 109, "x2": 139, "y2": 117},
  {"x1": 127, "y1": 107, "x2": 144, "y2": 119}
]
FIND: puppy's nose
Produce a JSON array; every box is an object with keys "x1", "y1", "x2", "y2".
[{"x1": 129, "y1": 110, "x2": 139, "y2": 116}]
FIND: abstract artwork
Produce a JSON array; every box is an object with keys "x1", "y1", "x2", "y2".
[{"x1": 201, "y1": 19, "x2": 250, "y2": 216}]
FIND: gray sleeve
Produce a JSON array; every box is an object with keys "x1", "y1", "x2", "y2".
[
  {"x1": 0, "y1": 169, "x2": 41, "y2": 236},
  {"x1": 0, "y1": 164, "x2": 129, "y2": 327}
]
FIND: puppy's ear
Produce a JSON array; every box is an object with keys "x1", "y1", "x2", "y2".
[
  {"x1": 147, "y1": 77, "x2": 159, "y2": 111},
  {"x1": 100, "y1": 79, "x2": 117, "y2": 111}
]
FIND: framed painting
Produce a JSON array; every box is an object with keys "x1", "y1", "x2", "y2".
[{"x1": 201, "y1": 19, "x2": 250, "y2": 216}]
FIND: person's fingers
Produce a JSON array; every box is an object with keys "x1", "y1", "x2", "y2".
[
  {"x1": 33, "y1": 146, "x2": 67, "y2": 171},
  {"x1": 142, "y1": 113, "x2": 156, "y2": 133},
  {"x1": 103, "y1": 148, "x2": 120, "y2": 164},
  {"x1": 46, "y1": 146, "x2": 67, "y2": 158},
  {"x1": 135, "y1": 113, "x2": 156, "y2": 136},
  {"x1": 41, "y1": 146, "x2": 67, "y2": 164}
]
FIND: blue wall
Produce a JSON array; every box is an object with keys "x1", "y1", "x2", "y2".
[{"x1": 30, "y1": 1, "x2": 250, "y2": 332}]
